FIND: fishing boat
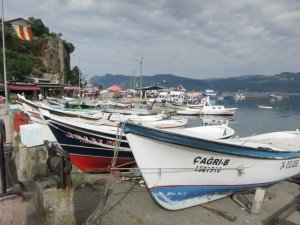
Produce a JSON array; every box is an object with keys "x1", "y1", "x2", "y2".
[
  {"x1": 124, "y1": 123, "x2": 300, "y2": 210},
  {"x1": 103, "y1": 107, "x2": 154, "y2": 115},
  {"x1": 141, "y1": 117, "x2": 188, "y2": 129},
  {"x1": 18, "y1": 94, "x2": 103, "y2": 120},
  {"x1": 201, "y1": 98, "x2": 236, "y2": 116},
  {"x1": 40, "y1": 110, "x2": 133, "y2": 172},
  {"x1": 40, "y1": 110, "x2": 237, "y2": 172},
  {"x1": 187, "y1": 102, "x2": 203, "y2": 109},
  {"x1": 233, "y1": 92, "x2": 246, "y2": 100},
  {"x1": 204, "y1": 89, "x2": 216, "y2": 99},
  {"x1": 258, "y1": 105, "x2": 273, "y2": 109},
  {"x1": 107, "y1": 112, "x2": 166, "y2": 123},
  {"x1": 176, "y1": 107, "x2": 201, "y2": 116},
  {"x1": 200, "y1": 115, "x2": 235, "y2": 126}
]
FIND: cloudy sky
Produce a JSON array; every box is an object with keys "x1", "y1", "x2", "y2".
[{"x1": 4, "y1": 0, "x2": 300, "y2": 79}]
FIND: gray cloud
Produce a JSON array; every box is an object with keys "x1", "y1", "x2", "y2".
[{"x1": 3, "y1": 0, "x2": 300, "y2": 79}]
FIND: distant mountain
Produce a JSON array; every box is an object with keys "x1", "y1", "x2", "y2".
[
  {"x1": 206, "y1": 72, "x2": 300, "y2": 92},
  {"x1": 89, "y1": 73, "x2": 207, "y2": 90},
  {"x1": 89, "y1": 72, "x2": 300, "y2": 93}
]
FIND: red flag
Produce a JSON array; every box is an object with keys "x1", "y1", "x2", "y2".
[{"x1": 13, "y1": 25, "x2": 33, "y2": 41}]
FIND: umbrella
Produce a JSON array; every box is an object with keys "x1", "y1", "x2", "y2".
[{"x1": 107, "y1": 85, "x2": 123, "y2": 92}]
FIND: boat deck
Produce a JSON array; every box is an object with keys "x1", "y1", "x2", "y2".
[{"x1": 224, "y1": 131, "x2": 300, "y2": 152}]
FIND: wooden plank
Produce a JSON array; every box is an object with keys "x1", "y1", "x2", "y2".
[
  {"x1": 201, "y1": 204, "x2": 237, "y2": 222},
  {"x1": 251, "y1": 188, "x2": 265, "y2": 214}
]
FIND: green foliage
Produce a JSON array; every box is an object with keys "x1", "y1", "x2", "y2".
[
  {"x1": 68, "y1": 66, "x2": 80, "y2": 85},
  {"x1": 1, "y1": 17, "x2": 75, "y2": 83},
  {"x1": 6, "y1": 57, "x2": 34, "y2": 80},
  {"x1": 64, "y1": 41, "x2": 75, "y2": 53},
  {"x1": 27, "y1": 17, "x2": 50, "y2": 37}
]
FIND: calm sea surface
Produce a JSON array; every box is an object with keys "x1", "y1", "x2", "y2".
[{"x1": 187, "y1": 96, "x2": 300, "y2": 137}]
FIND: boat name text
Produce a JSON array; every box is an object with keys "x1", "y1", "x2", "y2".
[
  {"x1": 193, "y1": 156, "x2": 230, "y2": 173},
  {"x1": 65, "y1": 132, "x2": 116, "y2": 146}
]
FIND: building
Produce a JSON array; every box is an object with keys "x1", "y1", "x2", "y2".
[
  {"x1": 4, "y1": 18, "x2": 31, "y2": 27},
  {"x1": 24, "y1": 77, "x2": 63, "y2": 98}
]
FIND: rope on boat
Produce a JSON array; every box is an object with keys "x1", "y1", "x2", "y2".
[
  {"x1": 110, "y1": 165, "x2": 250, "y2": 175},
  {"x1": 85, "y1": 121, "x2": 132, "y2": 225}
]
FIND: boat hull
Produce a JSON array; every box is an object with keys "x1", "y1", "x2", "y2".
[
  {"x1": 201, "y1": 108, "x2": 236, "y2": 116},
  {"x1": 44, "y1": 115, "x2": 134, "y2": 172},
  {"x1": 124, "y1": 124, "x2": 300, "y2": 210}
]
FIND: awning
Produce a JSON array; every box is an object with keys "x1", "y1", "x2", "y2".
[
  {"x1": 64, "y1": 86, "x2": 78, "y2": 91},
  {"x1": 38, "y1": 83, "x2": 63, "y2": 89},
  {"x1": 107, "y1": 85, "x2": 123, "y2": 92},
  {"x1": 9, "y1": 84, "x2": 41, "y2": 91},
  {"x1": 137, "y1": 85, "x2": 163, "y2": 91}
]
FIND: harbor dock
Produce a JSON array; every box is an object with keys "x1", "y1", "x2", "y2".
[{"x1": 0, "y1": 103, "x2": 300, "y2": 225}]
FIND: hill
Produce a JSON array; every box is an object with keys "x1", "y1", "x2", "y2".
[
  {"x1": 89, "y1": 74, "x2": 207, "y2": 90},
  {"x1": 89, "y1": 72, "x2": 300, "y2": 93},
  {"x1": 0, "y1": 17, "x2": 75, "y2": 84},
  {"x1": 205, "y1": 72, "x2": 300, "y2": 92}
]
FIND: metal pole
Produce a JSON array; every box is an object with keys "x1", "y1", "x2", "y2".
[
  {"x1": 1, "y1": 0, "x2": 8, "y2": 115},
  {"x1": 0, "y1": 119, "x2": 7, "y2": 194},
  {"x1": 140, "y1": 57, "x2": 143, "y2": 88},
  {"x1": 131, "y1": 69, "x2": 136, "y2": 90},
  {"x1": 129, "y1": 71, "x2": 131, "y2": 89},
  {"x1": 78, "y1": 56, "x2": 81, "y2": 98}
]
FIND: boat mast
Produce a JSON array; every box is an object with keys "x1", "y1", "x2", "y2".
[{"x1": 1, "y1": 0, "x2": 8, "y2": 114}]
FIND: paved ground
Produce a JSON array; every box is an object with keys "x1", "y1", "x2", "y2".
[
  {"x1": 0, "y1": 105, "x2": 26, "y2": 225},
  {"x1": 73, "y1": 173, "x2": 300, "y2": 225}
]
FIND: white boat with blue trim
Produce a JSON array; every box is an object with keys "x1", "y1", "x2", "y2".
[{"x1": 124, "y1": 123, "x2": 300, "y2": 210}]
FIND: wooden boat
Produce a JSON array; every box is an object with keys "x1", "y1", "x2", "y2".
[
  {"x1": 40, "y1": 110, "x2": 236, "y2": 172},
  {"x1": 124, "y1": 123, "x2": 300, "y2": 210},
  {"x1": 103, "y1": 107, "x2": 154, "y2": 115},
  {"x1": 141, "y1": 117, "x2": 188, "y2": 129},
  {"x1": 165, "y1": 125, "x2": 235, "y2": 139},
  {"x1": 18, "y1": 94, "x2": 103, "y2": 120},
  {"x1": 107, "y1": 113, "x2": 165, "y2": 123},
  {"x1": 40, "y1": 110, "x2": 133, "y2": 172}
]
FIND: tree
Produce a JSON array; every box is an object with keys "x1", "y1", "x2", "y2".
[
  {"x1": 68, "y1": 66, "x2": 80, "y2": 85},
  {"x1": 27, "y1": 17, "x2": 50, "y2": 37},
  {"x1": 6, "y1": 58, "x2": 34, "y2": 80},
  {"x1": 64, "y1": 41, "x2": 75, "y2": 53}
]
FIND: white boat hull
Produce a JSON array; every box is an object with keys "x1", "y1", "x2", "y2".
[
  {"x1": 177, "y1": 109, "x2": 201, "y2": 115},
  {"x1": 124, "y1": 125, "x2": 300, "y2": 210},
  {"x1": 201, "y1": 108, "x2": 236, "y2": 115}
]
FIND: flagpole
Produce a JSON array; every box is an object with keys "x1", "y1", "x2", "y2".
[{"x1": 1, "y1": 0, "x2": 8, "y2": 115}]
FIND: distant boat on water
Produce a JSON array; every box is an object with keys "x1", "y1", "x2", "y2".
[
  {"x1": 204, "y1": 89, "x2": 216, "y2": 99},
  {"x1": 258, "y1": 105, "x2": 273, "y2": 109}
]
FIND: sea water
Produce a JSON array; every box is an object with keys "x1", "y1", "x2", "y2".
[{"x1": 188, "y1": 96, "x2": 300, "y2": 137}]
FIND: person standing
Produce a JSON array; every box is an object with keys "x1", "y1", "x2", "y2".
[{"x1": 38, "y1": 92, "x2": 43, "y2": 101}]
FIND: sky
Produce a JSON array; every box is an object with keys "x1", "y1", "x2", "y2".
[{"x1": 3, "y1": 0, "x2": 300, "y2": 79}]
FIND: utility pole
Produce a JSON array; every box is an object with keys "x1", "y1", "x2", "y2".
[
  {"x1": 78, "y1": 56, "x2": 81, "y2": 98},
  {"x1": 1, "y1": 0, "x2": 8, "y2": 114},
  {"x1": 131, "y1": 69, "x2": 136, "y2": 89},
  {"x1": 135, "y1": 57, "x2": 144, "y2": 88}
]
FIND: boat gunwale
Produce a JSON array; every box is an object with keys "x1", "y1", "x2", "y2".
[
  {"x1": 124, "y1": 123, "x2": 300, "y2": 159},
  {"x1": 44, "y1": 116, "x2": 128, "y2": 142}
]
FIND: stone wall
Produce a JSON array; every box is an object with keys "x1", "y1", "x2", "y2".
[{"x1": 41, "y1": 37, "x2": 70, "y2": 84}]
